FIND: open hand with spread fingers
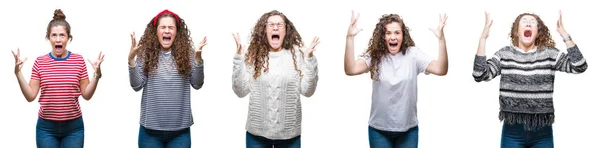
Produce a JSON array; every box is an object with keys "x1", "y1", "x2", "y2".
[
  {"x1": 232, "y1": 32, "x2": 246, "y2": 55},
  {"x1": 11, "y1": 48, "x2": 28, "y2": 74},
  {"x1": 129, "y1": 32, "x2": 141, "y2": 66},
  {"x1": 429, "y1": 13, "x2": 448, "y2": 39},
  {"x1": 303, "y1": 37, "x2": 320, "y2": 58},
  {"x1": 195, "y1": 36, "x2": 207, "y2": 64},
  {"x1": 87, "y1": 51, "x2": 105, "y2": 76}
]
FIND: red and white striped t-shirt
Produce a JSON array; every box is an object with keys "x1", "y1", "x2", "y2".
[{"x1": 31, "y1": 51, "x2": 88, "y2": 121}]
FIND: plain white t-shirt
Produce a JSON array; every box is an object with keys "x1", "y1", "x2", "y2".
[{"x1": 360, "y1": 46, "x2": 433, "y2": 132}]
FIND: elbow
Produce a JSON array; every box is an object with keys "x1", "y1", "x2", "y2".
[
  {"x1": 233, "y1": 91, "x2": 246, "y2": 98},
  {"x1": 26, "y1": 97, "x2": 35, "y2": 102},
  {"x1": 81, "y1": 93, "x2": 92, "y2": 101},
  {"x1": 437, "y1": 70, "x2": 448, "y2": 76},
  {"x1": 575, "y1": 64, "x2": 588, "y2": 74},
  {"x1": 131, "y1": 84, "x2": 143, "y2": 92},
  {"x1": 303, "y1": 92, "x2": 315, "y2": 98},
  {"x1": 344, "y1": 69, "x2": 358, "y2": 76},
  {"x1": 132, "y1": 87, "x2": 142, "y2": 92},
  {"x1": 192, "y1": 82, "x2": 204, "y2": 90},
  {"x1": 232, "y1": 86, "x2": 247, "y2": 98}
]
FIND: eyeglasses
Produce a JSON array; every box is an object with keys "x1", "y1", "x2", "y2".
[
  {"x1": 267, "y1": 22, "x2": 285, "y2": 29},
  {"x1": 520, "y1": 19, "x2": 538, "y2": 26}
]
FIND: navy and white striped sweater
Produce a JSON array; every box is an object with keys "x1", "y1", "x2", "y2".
[{"x1": 473, "y1": 45, "x2": 587, "y2": 130}]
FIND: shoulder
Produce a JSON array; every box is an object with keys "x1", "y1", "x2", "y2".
[
  {"x1": 540, "y1": 46, "x2": 560, "y2": 53},
  {"x1": 36, "y1": 54, "x2": 49, "y2": 61},
  {"x1": 538, "y1": 46, "x2": 561, "y2": 58},
  {"x1": 69, "y1": 52, "x2": 84, "y2": 58},
  {"x1": 405, "y1": 46, "x2": 425, "y2": 57},
  {"x1": 492, "y1": 46, "x2": 516, "y2": 58}
]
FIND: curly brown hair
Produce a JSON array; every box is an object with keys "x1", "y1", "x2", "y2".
[
  {"x1": 245, "y1": 10, "x2": 304, "y2": 79},
  {"x1": 509, "y1": 13, "x2": 555, "y2": 50},
  {"x1": 362, "y1": 14, "x2": 415, "y2": 81},
  {"x1": 46, "y1": 9, "x2": 72, "y2": 41},
  {"x1": 137, "y1": 13, "x2": 193, "y2": 77}
]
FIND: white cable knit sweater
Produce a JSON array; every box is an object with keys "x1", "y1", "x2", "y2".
[{"x1": 232, "y1": 48, "x2": 318, "y2": 140}]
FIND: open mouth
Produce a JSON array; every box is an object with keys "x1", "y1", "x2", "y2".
[
  {"x1": 271, "y1": 35, "x2": 280, "y2": 42},
  {"x1": 389, "y1": 42, "x2": 399, "y2": 48},
  {"x1": 163, "y1": 36, "x2": 172, "y2": 42},
  {"x1": 55, "y1": 45, "x2": 63, "y2": 50},
  {"x1": 524, "y1": 30, "x2": 532, "y2": 37}
]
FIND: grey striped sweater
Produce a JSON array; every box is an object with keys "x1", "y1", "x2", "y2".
[
  {"x1": 232, "y1": 49, "x2": 318, "y2": 140},
  {"x1": 129, "y1": 49, "x2": 204, "y2": 131},
  {"x1": 473, "y1": 45, "x2": 587, "y2": 130}
]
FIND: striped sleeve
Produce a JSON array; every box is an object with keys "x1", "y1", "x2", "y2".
[
  {"x1": 554, "y1": 45, "x2": 587, "y2": 74},
  {"x1": 473, "y1": 50, "x2": 502, "y2": 82},
  {"x1": 31, "y1": 58, "x2": 41, "y2": 80},
  {"x1": 190, "y1": 54, "x2": 204, "y2": 90},
  {"x1": 129, "y1": 56, "x2": 147, "y2": 91}
]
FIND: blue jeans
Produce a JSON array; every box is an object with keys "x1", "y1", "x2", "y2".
[
  {"x1": 501, "y1": 122, "x2": 553, "y2": 148},
  {"x1": 368, "y1": 126, "x2": 418, "y2": 148},
  {"x1": 138, "y1": 125, "x2": 191, "y2": 148},
  {"x1": 246, "y1": 131, "x2": 301, "y2": 148},
  {"x1": 36, "y1": 116, "x2": 85, "y2": 148}
]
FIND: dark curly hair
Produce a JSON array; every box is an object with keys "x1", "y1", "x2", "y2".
[
  {"x1": 509, "y1": 13, "x2": 555, "y2": 50},
  {"x1": 362, "y1": 14, "x2": 415, "y2": 81},
  {"x1": 137, "y1": 13, "x2": 193, "y2": 77},
  {"x1": 245, "y1": 10, "x2": 304, "y2": 79},
  {"x1": 46, "y1": 9, "x2": 72, "y2": 41}
]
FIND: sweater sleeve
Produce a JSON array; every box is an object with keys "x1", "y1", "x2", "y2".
[
  {"x1": 129, "y1": 56, "x2": 147, "y2": 92},
  {"x1": 554, "y1": 45, "x2": 587, "y2": 74},
  {"x1": 299, "y1": 54, "x2": 318, "y2": 97},
  {"x1": 232, "y1": 54, "x2": 251, "y2": 98},
  {"x1": 473, "y1": 50, "x2": 502, "y2": 82},
  {"x1": 190, "y1": 53, "x2": 205, "y2": 90}
]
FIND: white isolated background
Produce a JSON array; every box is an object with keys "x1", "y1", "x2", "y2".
[{"x1": 1, "y1": 0, "x2": 598, "y2": 147}]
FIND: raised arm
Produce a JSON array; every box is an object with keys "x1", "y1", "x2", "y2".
[
  {"x1": 190, "y1": 36, "x2": 207, "y2": 89},
  {"x1": 554, "y1": 11, "x2": 587, "y2": 74},
  {"x1": 80, "y1": 51, "x2": 105, "y2": 100},
  {"x1": 425, "y1": 13, "x2": 449, "y2": 76},
  {"x1": 344, "y1": 10, "x2": 369, "y2": 76},
  {"x1": 231, "y1": 33, "x2": 251, "y2": 98},
  {"x1": 128, "y1": 32, "x2": 147, "y2": 91},
  {"x1": 473, "y1": 11, "x2": 501, "y2": 82},
  {"x1": 12, "y1": 48, "x2": 40, "y2": 102},
  {"x1": 299, "y1": 37, "x2": 320, "y2": 97}
]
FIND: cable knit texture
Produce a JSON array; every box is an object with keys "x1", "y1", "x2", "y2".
[{"x1": 232, "y1": 48, "x2": 318, "y2": 140}]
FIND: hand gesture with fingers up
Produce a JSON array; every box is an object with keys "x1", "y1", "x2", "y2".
[
  {"x1": 11, "y1": 48, "x2": 27, "y2": 74},
  {"x1": 347, "y1": 10, "x2": 362, "y2": 37}
]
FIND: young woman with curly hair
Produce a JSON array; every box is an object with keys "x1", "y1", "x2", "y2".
[
  {"x1": 344, "y1": 11, "x2": 449, "y2": 148},
  {"x1": 232, "y1": 10, "x2": 320, "y2": 148},
  {"x1": 12, "y1": 9, "x2": 105, "y2": 148},
  {"x1": 128, "y1": 9, "x2": 206, "y2": 148},
  {"x1": 473, "y1": 11, "x2": 587, "y2": 148}
]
